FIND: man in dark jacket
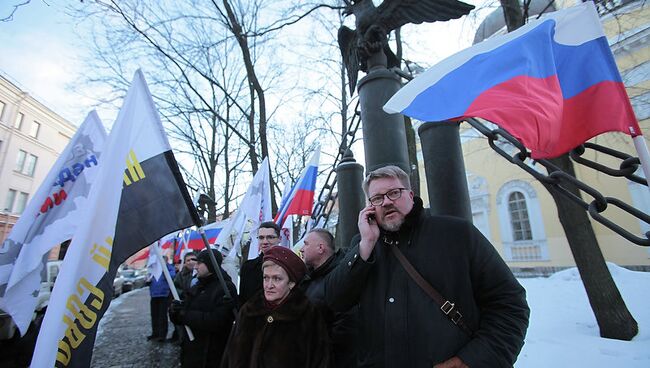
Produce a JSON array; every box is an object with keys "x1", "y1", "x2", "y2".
[
  {"x1": 174, "y1": 251, "x2": 197, "y2": 299},
  {"x1": 169, "y1": 248, "x2": 237, "y2": 368},
  {"x1": 170, "y1": 251, "x2": 197, "y2": 342},
  {"x1": 300, "y1": 228, "x2": 357, "y2": 368},
  {"x1": 238, "y1": 221, "x2": 281, "y2": 306},
  {"x1": 326, "y1": 165, "x2": 529, "y2": 368}
]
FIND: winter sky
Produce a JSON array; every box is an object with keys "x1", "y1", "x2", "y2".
[{"x1": 0, "y1": 0, "x2": 497, "y2": 127}]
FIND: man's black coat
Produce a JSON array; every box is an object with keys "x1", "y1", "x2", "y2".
[
  {"x1": 301, "y1": 249, "x2": 358, "y2": 368},
  {"x1": 325, "y1": 197, "x2": 530, "y2": 367}
]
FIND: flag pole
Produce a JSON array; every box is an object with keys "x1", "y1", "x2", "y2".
[
  {"x1": 631, "y1": 134, "x2": 650, "y2": 193},
  {"x1": 198, "y1": 227, "x2": 238, "y2": 319},
  {"x1": 151, "y1": 243, "x2": 195, "y2": 341},
  {"x1": 175, "y1": 236, "x2": 184, "y2": 270}
]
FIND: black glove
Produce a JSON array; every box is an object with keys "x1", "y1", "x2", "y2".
[{"x1": 169, "y1": 300, "x2": 185, "y2": 324}]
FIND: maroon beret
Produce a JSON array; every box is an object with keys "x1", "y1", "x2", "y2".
[{"x1": 263, "y1": 246, "x2": 307, "y2": 283}]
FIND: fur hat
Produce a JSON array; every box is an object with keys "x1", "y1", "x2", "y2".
[{"x1": 263, "y1": 246, "x2": 307, "y2": 283}]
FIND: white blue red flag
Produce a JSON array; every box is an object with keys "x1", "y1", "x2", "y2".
[
  {"x1": 274, "y1": 148, "x2": 319, "y2": 227},
  {"x1": 0, "y1": 111, "x2": 106, "y2": 336},
  {"x1": 177, "y1": 221, "x2": 227, "y2": 256},
  {"x1": 384, "y1": 2, "x2": 641, "y2": 159}
]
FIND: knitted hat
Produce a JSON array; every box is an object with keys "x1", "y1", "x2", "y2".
[
  {"x1": 196, "y1": 248, "x2": 223, "y2": 274},
  {"x1": 263, "y1": 246, "x2": 307, "y2": 283}
]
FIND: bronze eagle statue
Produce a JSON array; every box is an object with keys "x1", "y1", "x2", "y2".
[{"x1": 338, "y1": 0, "x2": 475, "y2": 95}]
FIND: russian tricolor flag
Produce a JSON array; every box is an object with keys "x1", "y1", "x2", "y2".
[
  {"x1": 177, "y1": 223, "x2": 224, "y2": 252},
  {"x1": 384, "y1": 2, "x2": 641, "y2": 159},
  {"x1": 274, "y1": 148, "x2": 320, "y2": 227}
]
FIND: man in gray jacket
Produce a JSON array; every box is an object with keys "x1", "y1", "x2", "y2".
[{"x1": 326, "y1": 165, "x2": 529, "y2": 367}]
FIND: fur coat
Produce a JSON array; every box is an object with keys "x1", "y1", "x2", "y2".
[{"x1": 221, "y1": 288, "x2": 330, "y2": 368}]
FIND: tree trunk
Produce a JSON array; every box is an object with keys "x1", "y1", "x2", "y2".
[
  {"x1": 500, "y1": 0, "x2": 524, "y2": 32},
  {"x1": 545, "y1": 155, "x2": 638, "y2": 340},
  {"x1": 222, "y1": 0, "x2": 278, "y2": 214},
  {"x1": 499, "y1": 0, "x2": 637, "y2": 340}
]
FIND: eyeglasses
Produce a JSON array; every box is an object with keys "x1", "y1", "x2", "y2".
[
  {"x1": 257, "y1": 235, "x2": 278, "y2": 241},
  {"x1": 368, "y1": 188, "x2": 406, "y2": 206}
]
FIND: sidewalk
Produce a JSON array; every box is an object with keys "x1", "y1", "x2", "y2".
[{"x1": 92, "y1": 288, "x2": 180, "y2": 368}]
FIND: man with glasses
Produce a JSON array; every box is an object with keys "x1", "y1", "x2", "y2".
[
  {"x1": 238, "y1": 221, "x2": 281, "y2": 305},
  {"x1": 326, "y1": 165, "x2": 529, "y2": 368}
]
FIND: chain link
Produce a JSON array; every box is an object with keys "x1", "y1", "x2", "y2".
[
  {"x1": 309, "y1": 114, "x2": 650, "y2": 247},
  {"x1": 466, "y1": 118, "x2": 650, "y2": 247}
]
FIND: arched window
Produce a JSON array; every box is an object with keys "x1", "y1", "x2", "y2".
[
  {"x1": 497, "y1": 181, "x2": 548, "y2": 261},
  {"x1": 508, "y1": 192, "x2": 532, "y2": 241}
]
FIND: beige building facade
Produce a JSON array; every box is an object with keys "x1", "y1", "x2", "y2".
[
  {"x1": 418, "y1": 0, "x2": 650, "y2": 273},
  {"x1": 0, "y1": 74, "x2": 77, "y2": 245}
]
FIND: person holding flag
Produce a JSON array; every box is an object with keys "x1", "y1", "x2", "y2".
[
  {"x1": 169, "y1": 248, "x2": 237, "y2": 367},
  {"x1": 170, "y1": 251, "x2": 197, "y2": 343}
]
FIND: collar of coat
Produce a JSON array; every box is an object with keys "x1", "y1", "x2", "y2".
[
  {"x1": 241, "y1": 288, "x2": 312, "y2": 321},
  {"x1": 307, "y1": 249, "x2": 344, "y2": 279}
]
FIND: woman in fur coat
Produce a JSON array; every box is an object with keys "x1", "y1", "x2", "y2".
[{"x1": 221, "y1": 246, "x2": 330, "y2": 368}]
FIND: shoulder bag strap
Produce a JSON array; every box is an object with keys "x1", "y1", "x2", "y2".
[{"x1": 390, "y1": 243, "x2": 474, "y2": 337}]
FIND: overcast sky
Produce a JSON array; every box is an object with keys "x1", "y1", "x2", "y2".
[
  {"x1": 0, "y1": 0, "x2": 496, "y2": 127},
  {"x1": 0, "y1": 0, "x2": 92, "y2": 123}
]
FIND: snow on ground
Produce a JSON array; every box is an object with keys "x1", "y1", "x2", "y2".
[
  {"x1": 98, "y1": 265, "x2": 650, "y2": 366},
  {"x1": 96, "y1": 289, "x2": 139, "y2": 337},
  {"x1": 516, "y1": 263, "x2": 650, "y2": 367}
]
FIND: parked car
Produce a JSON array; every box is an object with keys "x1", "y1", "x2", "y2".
[
  {"x1": 120, "y1": 268, "x2": 146, "y2": 292},
  {"x1": 113, "y1": 274, "x2": 125, "y2": 298}
]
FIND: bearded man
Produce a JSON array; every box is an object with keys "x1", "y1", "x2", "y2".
[{"x1": 326, "y1": 165, "x2": 529, "y2": 368}]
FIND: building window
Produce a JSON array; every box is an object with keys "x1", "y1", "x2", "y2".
[
  {"x1": 15, "y1": 150, "x2": 26, "y2": 171},
  {"x1": 0, "y1": 100, "x2": 5, "y2": 122},
  {"x1": 30, "y1": 121, "x2": 41, "y2": 138},
  {"x1": 497, "y1": 180, "x2": 548, "y2": 262},
  {"x1": 508, "y1": 192, "x2": 533, "y2": 241},
  {"x1": 24, "y1": 154, "x2": 38, "y2": 176},
  {"x1": 14, "y1": 112, "x2": 24, "y2": 130},
  {"x1": 15, "y1": 150, "x2": 38, "y2": 177},
  {"x1": 14, "y1": 192, "x2": 29, "y2": 214},
  {"x1": 4, "y1": 189, "x2": 17, "y2": 212},
  {"x1": 5, "y1": 190, "x2": 29, "y2": 214}
]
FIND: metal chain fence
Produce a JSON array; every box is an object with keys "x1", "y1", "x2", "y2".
[{"x1": 465, "y1": 117, "x2": 650, "y2": 247}]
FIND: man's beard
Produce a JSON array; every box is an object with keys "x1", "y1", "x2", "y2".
[{"x1": 379, "y1": 207, "x2": 405, "y2": 232}]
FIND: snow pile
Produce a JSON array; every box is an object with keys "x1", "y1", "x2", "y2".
[{"x1": 517, "y1": 264, "x2": 650, "y2": 367}]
